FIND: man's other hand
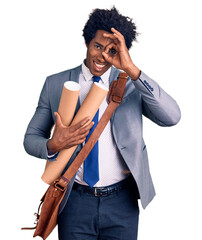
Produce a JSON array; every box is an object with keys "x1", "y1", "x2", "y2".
[{"x1": 47, "y1": 112, "x2": 94, "y2": 154}]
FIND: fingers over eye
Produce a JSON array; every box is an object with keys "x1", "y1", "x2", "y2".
[{"x1": 105, "y1": 43, "x2": 117, "y2": 54}]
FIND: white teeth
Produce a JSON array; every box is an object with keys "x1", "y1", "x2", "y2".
[{"x1": 95, "y1": 62, "x2": 105, "y2": 68}]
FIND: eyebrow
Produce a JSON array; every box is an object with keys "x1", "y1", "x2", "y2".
[{"x1": 94, "y1": 42, "x2": 103, "y2": 48}]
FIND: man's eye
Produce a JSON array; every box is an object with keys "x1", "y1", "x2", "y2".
[
  {"x1": 109, "y1": 48, "x2": 117, "y2": 55},
  {"x1": 95, "y1": 45, "x2": 101, "y2": 49}
]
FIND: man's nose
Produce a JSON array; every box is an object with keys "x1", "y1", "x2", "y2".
[{"x1": 97, "y1": 51, "x2": 106, "y2": 63}]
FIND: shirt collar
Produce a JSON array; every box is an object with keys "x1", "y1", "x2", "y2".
[{"x1": 81, "y1": 60, "x2": 111, "y2": 84}]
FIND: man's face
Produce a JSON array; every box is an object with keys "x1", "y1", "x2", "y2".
[{"x1": 85, "y1": 30, "x2": 114, "y2": 76}]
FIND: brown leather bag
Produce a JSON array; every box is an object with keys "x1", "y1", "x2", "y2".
[{"x1": 21, "y1": 72, "x2": 128, "y2": 239}]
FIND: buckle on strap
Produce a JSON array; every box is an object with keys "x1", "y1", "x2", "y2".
[
  {"x1": 54, "y1": 176, "x2": 70, "y2": 192},
  {"x1": 54, "y1": 182, "x2": 66, "y2": 191},
  {"x1": 54, "y1": 180, "x2": 66, "y2": 192}
]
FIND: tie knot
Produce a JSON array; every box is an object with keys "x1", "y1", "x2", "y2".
[{"x1": 93, "y1": 76, "x2": 101, "y2": 83}]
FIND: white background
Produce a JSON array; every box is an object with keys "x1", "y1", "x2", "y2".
[{"x1": 1, "y1": 0, "x2": 202, "y2": 239}]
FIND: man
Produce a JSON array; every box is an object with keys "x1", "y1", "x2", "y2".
[{"x1": 24, "y1": 7, "x2": 181, "y2": 240}]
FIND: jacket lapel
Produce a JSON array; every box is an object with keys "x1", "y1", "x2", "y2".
[
  {"x1": 69, "y1": 65, "x2": 81, "y2": 83},
  {"x1": 109, "y1": 67, "x2": 120, "y2": 86},
  {"x1": 109, "y1": 67, "x2": 120, "y2": 124}
]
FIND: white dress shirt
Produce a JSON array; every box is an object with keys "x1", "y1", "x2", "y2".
[{"x1": 75, "y1": 62, "x2": 129, "y2": 187}]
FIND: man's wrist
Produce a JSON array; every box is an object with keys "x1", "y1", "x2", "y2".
[
  {"x1": 47, "y1": 139, "x2": 58, "y2": 155},
  {"x1": 125, "y1": 63, "x2": 141, "y2": 81}
]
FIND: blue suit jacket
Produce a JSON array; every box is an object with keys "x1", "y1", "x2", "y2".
[{"x1": 24, "y1": 65, "x2": 181, "y2": 211}]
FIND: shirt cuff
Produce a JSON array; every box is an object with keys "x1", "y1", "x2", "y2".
[{"x1": 47, "y1": 151, "x2": 59, "y2": 160}]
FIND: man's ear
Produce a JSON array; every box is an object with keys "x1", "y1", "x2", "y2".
[{"x1": 86, "y1": 43, "x2": 89, "y2": 48}]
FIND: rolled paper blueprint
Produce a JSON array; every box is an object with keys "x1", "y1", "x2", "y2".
[
  {"x1": 43, "y1": 81, "x2": 80, "y2": 171},
  {"x1": 41, "y1": 82, "x2": 109, "y2": 184},
  {"x1": 58, "y1": 81, "x2": 81, "y2": 126}
]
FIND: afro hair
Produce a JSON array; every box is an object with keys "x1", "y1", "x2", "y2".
[{"x1": 83, "y1": 6, "x2": 137, "y2": 50}]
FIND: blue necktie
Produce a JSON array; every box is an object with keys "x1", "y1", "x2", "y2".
[{"x1": 83, "y1": 76, "x2": 101, "y2": 187}]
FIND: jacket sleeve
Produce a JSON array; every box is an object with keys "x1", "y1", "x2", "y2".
[
  {"x1": 132, "y1": 71, "x2": 181, "y2": 126},
  {"x1": 23, "y1": 77, "x2": 55, "y2": 160}
]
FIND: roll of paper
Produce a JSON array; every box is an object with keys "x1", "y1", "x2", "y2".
[
  {"x1": 41, "y1": 82, "x2": 108, "y2": 184},
  {"x1": 44, "y1": 81, "x2": 80, "y2": 172},
  {"x1": 58, "y1": 81, "x2": 81, "y2": 126}
]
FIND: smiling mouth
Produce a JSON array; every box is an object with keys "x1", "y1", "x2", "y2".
[{"x1": 94, "y1": 61, "x2": 106, "y2": 71}]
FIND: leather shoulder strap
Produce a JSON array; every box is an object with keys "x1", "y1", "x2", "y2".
[{"x1": 107, "y1": 72, "x2": 128, "y2": 104}]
